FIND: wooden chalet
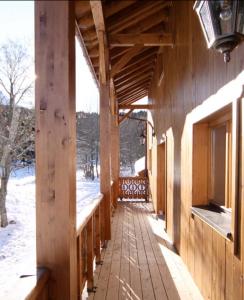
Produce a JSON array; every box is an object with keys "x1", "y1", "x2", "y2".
[{"x1": 15, "y1": 1, "x2": 244, "y2": 299}]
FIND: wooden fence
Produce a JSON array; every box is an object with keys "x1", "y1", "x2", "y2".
[{"x1": 119, "y1": 176, "x2": 149, "y2": 201}]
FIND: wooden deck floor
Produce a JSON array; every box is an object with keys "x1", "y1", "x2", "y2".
[{"x1": 83, "y1": 201, "x2": 203, "y2": 300}]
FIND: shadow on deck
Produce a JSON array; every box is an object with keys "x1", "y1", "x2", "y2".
[{"x1": 83, "y1": 201, "x2": 203, "y2": 300}]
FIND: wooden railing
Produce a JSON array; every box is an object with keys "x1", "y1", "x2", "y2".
[
  {"x1": 76, "y1": 194, "x2": 103, "y2": 296},
  {"x1": 119, "y1": 176, "x2": 149, "y2": 201}
]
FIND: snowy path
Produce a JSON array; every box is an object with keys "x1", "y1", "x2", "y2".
[{"x1": 0, "y1": 167, "x2": 100, "y2": 297}]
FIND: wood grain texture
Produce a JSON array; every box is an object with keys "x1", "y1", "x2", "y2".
[
  {"x1": 148, "y1": 1, "x2": 244, "y2": 299},
  {"x1": 35, "y1": 2, "x2": 77, "y2": 299}
]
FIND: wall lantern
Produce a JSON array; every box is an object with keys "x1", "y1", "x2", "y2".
[{"x1": 194, "y1": 0, "x2": 244, "y2": 62}]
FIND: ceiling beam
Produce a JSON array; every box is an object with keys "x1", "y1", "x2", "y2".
[
  {"x1": 119, "y1": 91, "x2": 148, "y2": 106},
  {"x1": 114, "y1": 62, "x2": 154, "y2": 82},
  {"x1": 109, "y1": 33, "x2": 173, "y2": 47},
  {"x1": 117, "y1": 84, "x2": 148, "y2": 99},
  {"x1": 115, "y1": 66, "x2": 154, "y2": 87},
  {"x1": 108, "y1": 1, "x2": 171, "y2": 34},
  {"x1": 90, "y1": 1, "x2": 105, "y2": 32},
  {"x1": 90, "y1": 0, "x2": 107, "y2": 84},
  {"x1": 119, "y1": 104, "x2": 153, "y2": 110},
  {"x1": 116, "y1": 74, "x2": 152, "y2": 93},
  {"x1": 77, "y1": 13, "x2": 94, "y2": 29},
  {"x1": 111, "y1": 46, "x2": 142, "y2": 77},
  {"x1": 104, "y1": 1, "x2": 137, "y2": 18}
]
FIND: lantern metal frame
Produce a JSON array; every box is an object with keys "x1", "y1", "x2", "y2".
[{"x1": 194, "y1": 0, "x2": 244, "y2": 62}]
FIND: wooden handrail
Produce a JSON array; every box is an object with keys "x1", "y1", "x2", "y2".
[
  {"x1": 76, "y1": 194, "x2": 103, "y2": 236},
  {"x1": 77, "y1": 194, "x2": 104, "y2": 297}
]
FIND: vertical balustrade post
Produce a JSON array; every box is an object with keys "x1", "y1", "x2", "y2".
[
  {"x1": 87, "y1": 217, "x2": 94, "y2": 292},
  {"x1": 95, "y1": 205, "x2": 101, "y2": 264}
]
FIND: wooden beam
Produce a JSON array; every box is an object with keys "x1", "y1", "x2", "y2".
[
  {"x1": 90, "y1": 1, "x2": 111, "y2": 241},
  {"x1": 109, "y1": 33, "x2": 173, "y2": 47},
  {"x1": 117, "y1": 81, "x2": 149, "y2": 97},
  {"x1": 90, "y1": 0, "x2": 105, "y2": 32},
  {"x1": 114, "y1": 62, "x2": 154, "y2": 82},
  {"x1": 108, "y1": 1, "x2": 171, "y2": 34},
  {"x1": 110, "y1": 115, "x2": 120, "y2": 208},
  {"x1": 35, "y1": 2, "x2": 77, "y2": 299},
  {"x1": 119, "y1": 93, "x2": 149, "y2": 107},
  {"x1": 117, "y1": 85, "x2": 148, "y2": 99},
  {"x1": 111, "y1": 46, "x2": 142, "y2": 77},
  {"x1": 114, "y1": 50, "x2": 157, "y2": 76},
  {"x1": 118, "y1": 90, "x2": 148, "y2": 104},
  {"x1": 125, "y1": 10, "x2": 169, "y2": 33},
  {"x1": 118, "y1": 109, "x2": 134, "y2": 124},
  {"x1": 116, "y1": 72, "x2": 152, "y2": 90},
  {"x1": 116, "y1": 75, "x2": 152, "y2": 93},
  {"x1": 115, "y1": 66, "x2": 153, "y2": 87},
  {"x1": 119, "y1": 104, "x2": 153, "y2": 110},
  {"x1": 104, "y1": 0, "x2": 137, "y2": 18}
]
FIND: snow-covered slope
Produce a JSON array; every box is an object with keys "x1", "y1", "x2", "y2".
[{"x1": 0, "y1": 167, "x2": 100, "y2": 297}]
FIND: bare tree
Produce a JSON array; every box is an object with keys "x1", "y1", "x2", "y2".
[{"x1": 0, "y1": 40, "x2": 34, "y2": 227}]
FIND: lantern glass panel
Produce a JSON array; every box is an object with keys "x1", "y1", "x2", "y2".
[
  {"x1": 236, "y1": 0, "x2": 244, "y2": 34},
  {"x1": 199, "y1": 1, "x2": 215, "y2": 44}
]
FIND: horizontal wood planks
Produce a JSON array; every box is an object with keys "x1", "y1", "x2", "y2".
[
  {"x1": 148, "y1": 1, "x2": 244, "y2": 299},
  {"x1": 87, "y1": 201, "x2": 203, "y2": 300}
]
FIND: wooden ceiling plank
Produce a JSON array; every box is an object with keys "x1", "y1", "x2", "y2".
[
  {"x1": 115, "y1": 66, "x2": 154, "y2": 87},
  {"x1": 75, "y1": 1, "x2": 91, "y2": 18},
  {"x1": 124, "y1": 10, "x2": 169, "y2": 33},
  {"x1": 109, "y1": 33, "x2": 173, "y2": 47},
  {"x1": 117, "y1": 82, "x2": 148, "y2": 98},
  {"x1": 119, "y1": 89, "x2": 148, "y2": 102},
  {"x1": 111, "y1": 46, "x2": 142, "y2": 78},
  {"x1": 78, "y1": 13, "x2": 95, "y2": 30},
  {"x1": 119, "y1": 91, "x2": 148, "y2": 105},
  {"x1": 116, "y1": 73, "x2": 152, "y2": 92},
  {"x1": 114, "y1": 50, "x2": 157, "y2": 76},
  {"x1": 114, "y1": 61, "x2": 154, "y2": 82},
  {"x1": 108, "y1": 1, "x2": 171, "y2": 34},
  {"x1": 88, "y1": 46, "x2": 99, "y2": 58},
  {"x1": 104, "y1": 1, "x2": 137, "y2": 18}
]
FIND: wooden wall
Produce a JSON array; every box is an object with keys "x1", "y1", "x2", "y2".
[{"x1": 148, "y1": 1, "x2": 244, "y2": 299}]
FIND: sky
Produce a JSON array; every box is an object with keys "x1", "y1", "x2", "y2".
[{"x1": 0, "y1": 1, "x2": 99, "y2": 112}]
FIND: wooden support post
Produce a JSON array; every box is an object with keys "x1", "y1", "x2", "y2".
[
  {"x1": 100, "y1": 78, "x2": 111, "y2": 241},
  {"x1": 110, "y1": 115, "x2": 120, "y2": 208},
  {"x1": 95, "y1": 205, "x2": 101, "y2": 263},
  {"x1": 35, "y1": 2, "x2": 77, "y2": 299},
  {"x1": 87, "y1": 218, "x2": 94, "y2": 292}
]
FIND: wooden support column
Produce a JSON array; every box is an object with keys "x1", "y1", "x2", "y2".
[
  {"x1": 35, "y1": 2, "x2": 77, "y2": 299},
  {"x1": 110, "y1": 115, "x2": 120, "y2": 208},
  {"x1": 90, "y1": 1, "x2": 112, "y2": 242},
  {"x1": 100, "y1": 72, "x2": 111, "y2": 241}
]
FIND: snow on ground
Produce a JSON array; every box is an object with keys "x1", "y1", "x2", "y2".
[
  {"x1": 134, "y1": 156, "x2": 145, "y2": 175},
  {"x1": 0, "y1": 167, "x2": 100, "y2": 297}
]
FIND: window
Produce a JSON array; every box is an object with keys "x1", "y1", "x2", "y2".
[
  {"x1": 208, "y1": 113, "x2": 232, "y2": 210},
  {"x1": 191, "y1": 104, "x2": 240, "y2": 243}
]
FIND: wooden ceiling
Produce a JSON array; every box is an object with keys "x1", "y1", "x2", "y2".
[{"x1": 75, "y1": 0, "x2": 173, "y2": 109}]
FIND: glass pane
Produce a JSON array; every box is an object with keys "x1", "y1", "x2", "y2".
[
  {"x1": 236, "y1": 0, "x2": 244, "y2": 34},
  {"x1": 210, "y1": 0, "x2": 234, "y2": 36},
  {"x1": 211, "y1": 125, "x2": 226, "y2": 206},
  {"x1": 199, "y1": 2, "x2": 215, "y2": 43}
]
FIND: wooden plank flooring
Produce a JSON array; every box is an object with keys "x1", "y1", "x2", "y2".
[{"x1": 82, "y1": 201, "x2": 203, "y2": 300}]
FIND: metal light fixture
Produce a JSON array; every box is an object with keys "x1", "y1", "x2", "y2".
[
  {"x1": 194, "y1": 0, "x2": 244, "y2": 62},
  {"x1": 139, "y1": 129, "x2": 146, "y2": 146}
]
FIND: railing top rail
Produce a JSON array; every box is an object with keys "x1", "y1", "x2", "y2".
[
  {"x1": 76, "y1": 194, "x2": 103, "y2": 236},
  {"x1": 119, "y1": 176, "x2": 148, "y2": 180}
]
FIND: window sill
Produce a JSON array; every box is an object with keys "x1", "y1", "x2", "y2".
[{"x1": 191, "y1": 204, "x2": 232, "y2": 240}]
